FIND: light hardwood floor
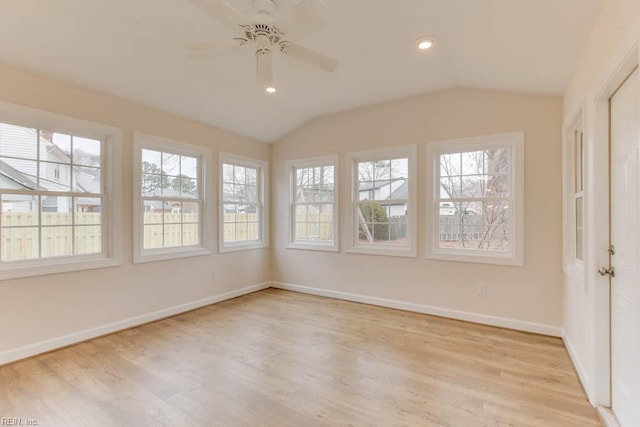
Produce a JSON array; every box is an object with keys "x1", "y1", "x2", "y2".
[{"x1": 1, "y1": 289, "x2": 600, "y2": 426}]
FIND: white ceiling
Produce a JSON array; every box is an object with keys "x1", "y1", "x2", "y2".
[{"x1": 0, "y1": 0, "x2": 603, "y2": 142}]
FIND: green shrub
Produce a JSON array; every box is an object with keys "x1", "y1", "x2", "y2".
[{"x1": 359, "y1": 203, "x2": 389, "y2": 241}]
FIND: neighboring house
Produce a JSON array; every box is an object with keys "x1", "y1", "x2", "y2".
[
  {"x1": 0, "y1": 159, "x2": 39, "y2": 212},
  {"x1": 143, "y1": 200, "x2": 174, "y2": 213},
  {"x1": 143, "y1": 188, "x2": 199, "y2": 214},
  {"x1": 0, "y1": 123, "x2": 101, "y2": 213},
  {"x1": 359, "y1": 178, "x2": 407, "y2": 217},
  {"x1": 0, "y1": 158, "x2": 38, "y2": 191},
  {"x1": 358, "y1": 178, "x2": 405, "y2": 201},
  {"x1": 294, "y1": 185, "x2": 332, "y2": 204},
  {"x1": 222, "y1": 187, "x2": 256, "y2": 214},
  {"x1": 386, "y1": 180, "x2": 408, "y2": 217}
]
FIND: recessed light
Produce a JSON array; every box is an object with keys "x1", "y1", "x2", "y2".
[
  {"x1": 264, "y1": 85, "x2": 277, "y2": 94},
  {"x1": 416, "y1": 36, "x2": 435, "y2": 50}
]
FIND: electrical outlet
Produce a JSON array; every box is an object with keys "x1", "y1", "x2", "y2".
[
  {"x1": 212, "y1": 271, "x2": 217, "y2": 281},
  {"x1": 478, "y1": 284, "x2": 487, "y2": 295}
]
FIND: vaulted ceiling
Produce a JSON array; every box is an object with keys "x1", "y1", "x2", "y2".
[{"x1": 0, "y1": 0, "x2": 603, "y2": 142}]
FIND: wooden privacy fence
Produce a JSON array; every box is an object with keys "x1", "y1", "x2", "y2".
[
  {"x1": 0, "y1": 212, "x2": 503, "y2": 255},
  {"x1": 1, "y1": 212, "x2": 102, "y2": 260},
  {"x1": 439, "y1": 215, "x2": 485, "y2": 242},
  {"x1": 1, "y1": 212, "x2": 204, "y2": 258},
  {"x1": 223, "y1": 213, "x2": 259, "y2": 242},
  {"x1": 2, "y1": 212, "x2": 102, "y2": 227},
  {"x1": 293, "y1": 213, "x2": 332, "y2": 240},
  {"x1": 357, "y1": 215, "x2": 503, "y2": 244},
  {"x1": 143, "y1": 213, "x2": 200, "y2": 248},
  {"x1": 389, "y1": 216, "x2": 406, "y2": 241}
]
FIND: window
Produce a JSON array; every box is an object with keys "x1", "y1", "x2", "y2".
[
  {"x1": 219, "y1": 153, "x2": 268, "y2": 252},
  {"x1": 426, "y1": 132, "x2": 524, "y2": 266},
  {"x1": 573, "y1": 124, "x2": 584, "y2": 262},
  {"x1": 563, "y1": 113, "x2": 586, "y2": 286},
  {"x1": 347, "y1": 145, "x2": 417, "y2": 257},
  {"x1": 0, "y1": 102, "x2": 122, "y2": 279},
  {"x1": 286, "y1": 155, "x2": 338, "y2": 251},
  {"x1": 133, "y1": 133, "x2": 211, "y2": 263}
]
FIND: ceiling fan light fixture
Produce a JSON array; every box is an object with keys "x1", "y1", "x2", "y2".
[
  {"x1": 416, "y1": 36, "x2": 435, "y2": 50},
  {"x1": 256, "y1": 48, "x2": 276, "y2": 94}
]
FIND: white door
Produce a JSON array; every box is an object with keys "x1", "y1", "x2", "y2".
[{"x1": 609, "y1": 67, "x2": 640, "y2": 427}]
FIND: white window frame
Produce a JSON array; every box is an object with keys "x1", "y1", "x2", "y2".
[
  {"x1": 0, "y1": 101, "x2": 122, "y2": 280},
  {"x1": 133, "y1": 132, "x2": 212, "y2": 263},
  {"x1": 219, "y1": 152, "x2": 269, "y2": 253},
  {"x1": 563, "y1": 111, "x2": 585, "y2": 288},
  {"x1": 426, "y1": 132, "x2": 525, "y2": 266},
  {"x1": 286, "y1": 154, "x2": 339, "y2": 252},
  {"x1": 347, "y1": 144, "x2": 417, "y2": 257},
  {"x1": 572, "y1": 120, "x2": 585, "y2": 265}
]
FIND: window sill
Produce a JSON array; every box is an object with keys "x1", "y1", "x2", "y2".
[
  {"x1": 347, "y1": 245, "x2": 416, "y2": 258},
  {"x1": 219, "y1": 242, "x2": 268, "y2": 253},
  {"x1": 134, "y1": 247, "x2": 211, "y2": 264},
  {"x1": 427, "y1": 249, "x2": 523, "y2": 267},
  {"x1": 286, "y1": 242, "x2": 339, "y2": 252},
  {"x1": 0, "y1": 255, "x2": 121, "y2": 281}
]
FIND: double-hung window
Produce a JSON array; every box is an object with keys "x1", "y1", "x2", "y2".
[
  {"x1": 286, "y1": 155, "x2": 338, "y2": 251},
  {"x1": 219, "y1": 153, "x2": 268, "y2": 252},
  {"x1": 0, "y1": 103, "x2": 122, "y2": 279},
  {"x1": 573, "y1": 123, "x2": 584, "y2": 262},
  {"x1": 427, "y1": 132, "x2": 524, "y2": 265},
  {"x1": 348, "y1": 145, "x2": 417, "y2": 257},
  {"x1": 563, "y1": 116, "x2": 585, "y2": 286},
  {"x1": 133, "y1": 133, "x2": 211, "y2": 263}
]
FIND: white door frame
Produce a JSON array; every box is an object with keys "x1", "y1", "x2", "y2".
[{"x1": 591, "y1": 43, "x2": 639, "y2": 408}]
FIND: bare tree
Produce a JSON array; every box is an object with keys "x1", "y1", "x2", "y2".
[
  {"x1": 358, "y1": 160, "x2": 391, "y2": 183},
  {"x1": 295, "y1": 165, "x2": 333, "y2": 203},
  {"x1": 439, "y1": 149, "x2": 511, "y2": 250},
  {"x1": 222, "y1": 164, "x2": 257, "y2": 209}
]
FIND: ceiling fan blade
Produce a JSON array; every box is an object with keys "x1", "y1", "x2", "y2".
[
  {"x1": 281, "y1": 42, "x2": 337, "y2": 72},
  {"x1": 190, "y1": 0, "x2": 249, "y2": 28},
  {"x1": 277, "y1": 0, "x2": 328, "y2": 41},
  {"x1": 185, "y1": 39, "x2": 246, "y2": 52}
]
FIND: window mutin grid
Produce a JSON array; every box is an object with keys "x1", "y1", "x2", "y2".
[
  {"x1": 0, "y1": 123, "x2": 105, "y2": 262},
  {"x1": 140, "y1": 148, "x2": 202, "y2": 250},
  {"x1": 222, "y1": 163, "x2": 261, "y2": 244},
  {"x1": 218, "y1": 152, "x2": 268, "y2": 252},
  {"x1": 347, "y1": 145, "x2": 417, "y2": 257},
  {"x1": 427, "y1": 132, "x2": 524, "y2": 266},
  {"x1": 355, "y1": 158, "x2": 409, "y2": 246},
  {"x1": 292, "y1": 163, "x2": 335, "y2": 244},
  {"x1": 573, "y1": 127, "x2": 584, "y2": 261},
  {"x1": 436, "y1": 147, "x2": 512, "y2": 252}
]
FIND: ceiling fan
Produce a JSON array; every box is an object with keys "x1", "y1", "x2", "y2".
[{"x1": 187, "y1": 0, "x2": 338, "y2": 93}]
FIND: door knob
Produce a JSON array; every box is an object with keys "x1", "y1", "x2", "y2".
[{"x1": 598, "y1": 266, "x2": 615, "y2": 278}]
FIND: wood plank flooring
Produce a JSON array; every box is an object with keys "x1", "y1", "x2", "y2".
[{"x1": 0, "y1": 289, "x2": 600, "y2": 426}]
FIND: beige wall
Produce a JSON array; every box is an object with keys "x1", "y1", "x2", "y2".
[
  {"x1": 562, "y1": 0, "x2": 640, "y2": 403},
  {"x1": 0, "y1": 65, "x2": 566, "y2": 360},
  {"x1": 0, "y1": 62, "x2": 270, "y2": 356},
  {"x1": 272, "y1": 88, "x2": 563, "y2": 330}
]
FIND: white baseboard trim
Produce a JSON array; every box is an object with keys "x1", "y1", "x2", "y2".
[
  {"x1": 562, "y1": 330, "x2": 593, "y2": 404},
  {"x1": 597, "y1": 406, "x2": 620, "y2": 427},
  {"x1": 270, "y1": 282, "x2": 562, "y2": 337},
  {"x1": 0, "y1": 282, "x2": 270, "y2": 366}
]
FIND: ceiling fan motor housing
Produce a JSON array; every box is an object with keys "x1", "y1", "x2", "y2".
[{"x1": 242, "y1": 24, "x2": 284, "y2": 49}]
